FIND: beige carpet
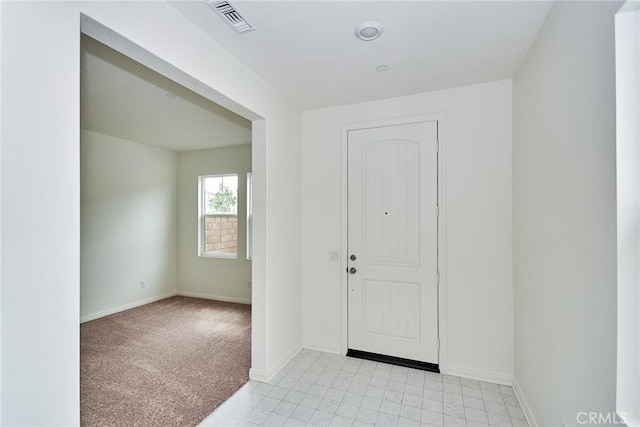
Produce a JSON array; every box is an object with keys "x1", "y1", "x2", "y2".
[{"x1": 81, "y1": 296, "x2": 251, "y2": 427}]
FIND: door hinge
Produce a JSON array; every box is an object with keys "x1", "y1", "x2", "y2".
[
  {"x1": 437, "y1": 338, "x2": 440, "y2": 351},
  {"x1": 436, "y1": 141, "x2": 440, "y2": 153},
  {"x1": 436, "y1": 271, "x2": 440, "y2": 284},
  {"x1": 436, "y1": 205, "x2": 439, "y2": 218}
]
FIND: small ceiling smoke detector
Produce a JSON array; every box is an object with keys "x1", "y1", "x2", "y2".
[
  {"x1": 355, "y1": 21, "x2": 383, "y2": 41},
  {"x1": 165, "y1": 93, "x2": 177, "y2": 99},
  {"x1": 376, "y1": 65, "x2": 389, "y2": 73},
  {"x1": 207, "y1": 1, "x2": 256, "y2": 34}
]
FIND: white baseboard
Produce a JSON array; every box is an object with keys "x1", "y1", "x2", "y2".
[
  {"x1": 250, "y1": 345, "x2": 302, "y2": 383},
  {"x1": 303, "y1": 341, "x2": 342, "y2": 355},
  {"x1": 80, "y1": 291, "x2": 177, "y2": 323},
  {"x1": 177, "y1": 291, "x2": 251, "y2": 305},
  {"x1": 446, "y1": 364, "x2": 513, "y2": 386},
  {"x1": 513, "y1": 376, "x2": 536, "y2": 427},
  {"x1": 248, "y1": 368, "x2": 270, "y2": 383}
]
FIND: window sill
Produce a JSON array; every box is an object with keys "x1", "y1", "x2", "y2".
[{"x1": 199, "y1": 253, "x2": 238, "y2": 260}]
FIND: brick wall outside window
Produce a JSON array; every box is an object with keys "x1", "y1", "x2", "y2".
[{"x1": 204, "y1": 215, "x2": 238, "y2": 254}]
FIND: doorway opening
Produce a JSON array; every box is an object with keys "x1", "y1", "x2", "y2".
[{"x1": 79, "y1": 14, "x2": 265, "y2": 425}]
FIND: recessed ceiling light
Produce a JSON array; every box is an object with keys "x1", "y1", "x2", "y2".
[
  {"x1": 165, "y1": 93, "x2": 177, "y2": 100},
  {"x1": 376, "y1": 65, "x2": 389, "y2": 73},
  {"x1": 355, "y1": 21, "x2": 383, "y2": 41}
]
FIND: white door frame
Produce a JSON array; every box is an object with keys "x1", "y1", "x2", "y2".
[{"x1": 340, "y1": 113, "x2": 448, "y2": 373}]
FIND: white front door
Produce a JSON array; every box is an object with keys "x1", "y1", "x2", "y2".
[{"x1": 347, "y1": 120, "x2": 439, "y2": 364}]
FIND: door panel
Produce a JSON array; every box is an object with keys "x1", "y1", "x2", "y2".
[
  {"x1": 363, "y1": 279, "x2": 420, "y2": 341},
  {"x1": 348, "y1": 121, "x2": 438, "y2": 364},
  {"x1": 363, "y1": 141, "x2": 420, "y2": 266}
]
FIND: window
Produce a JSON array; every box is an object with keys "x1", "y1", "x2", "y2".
[
  {"x1": 246, "y1": 172, "x2": 253, "y2": 260},
  {"x1": 199, "y1": 174, "x2": 238, "y2": 258}
]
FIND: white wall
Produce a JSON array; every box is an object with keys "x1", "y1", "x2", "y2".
[
  {"x1": 512, "y1": 2, "x2": 622, "y2": 425},
  {"x1": 615, "y1": 2, "x2": 640, "y2": 426},
  {"x1": 0, "y1": 2, "x2": 4, "y2": 421},
  {"x1": 1, "y1": 3, "x2": 81, "y2": 424},
  {"x1": 262, "y1": 113, "x2": 303, "y2": 379},
  {"x1": 1, "y1": 2, "x2": 301, "y2": 424},
  {"x1": 177, "y1": 145, "x2": 252, "y2": 304},
  {"x1": 302, "y1": 80, "x2": 513, "y2": 382},
  {"x1": 80, "y1": 130, "x2": 177, "y2": 321}
]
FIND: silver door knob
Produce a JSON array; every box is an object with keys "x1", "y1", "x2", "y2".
[{"x1": 349, "y1": 267, "x2": 357, "y2": 274}]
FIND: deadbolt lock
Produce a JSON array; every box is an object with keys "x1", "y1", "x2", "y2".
[{"x1": 350, "y1": 254, "x2": 357, "y2": 261}]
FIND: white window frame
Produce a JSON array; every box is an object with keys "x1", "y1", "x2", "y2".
[{"x1": 198, "y1": 174, "x2": 238, "y2": 259}]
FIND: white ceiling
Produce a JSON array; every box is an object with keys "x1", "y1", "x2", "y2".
[
  {"x1": 81, "y1": 1, "x2": 552, "y2": 147},
  {"x1": 80, "y1": 35, "x2": 252, "y2": 152},
  {"x1": 170, "y1": 1, "x2": 553, "y2": 109}
]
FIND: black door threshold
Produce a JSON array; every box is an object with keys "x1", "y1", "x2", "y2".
[{"x1": 347, "y1": 349, "x2": 440, "y2": 373}]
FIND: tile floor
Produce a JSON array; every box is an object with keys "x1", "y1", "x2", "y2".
[{"x1": 200, "y1": 349, "x2": 528, "y2": 427}]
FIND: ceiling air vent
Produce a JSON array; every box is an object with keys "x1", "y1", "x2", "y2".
[{"x1": 207, "y1": 1, "x2": 256, "y2": 34}]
